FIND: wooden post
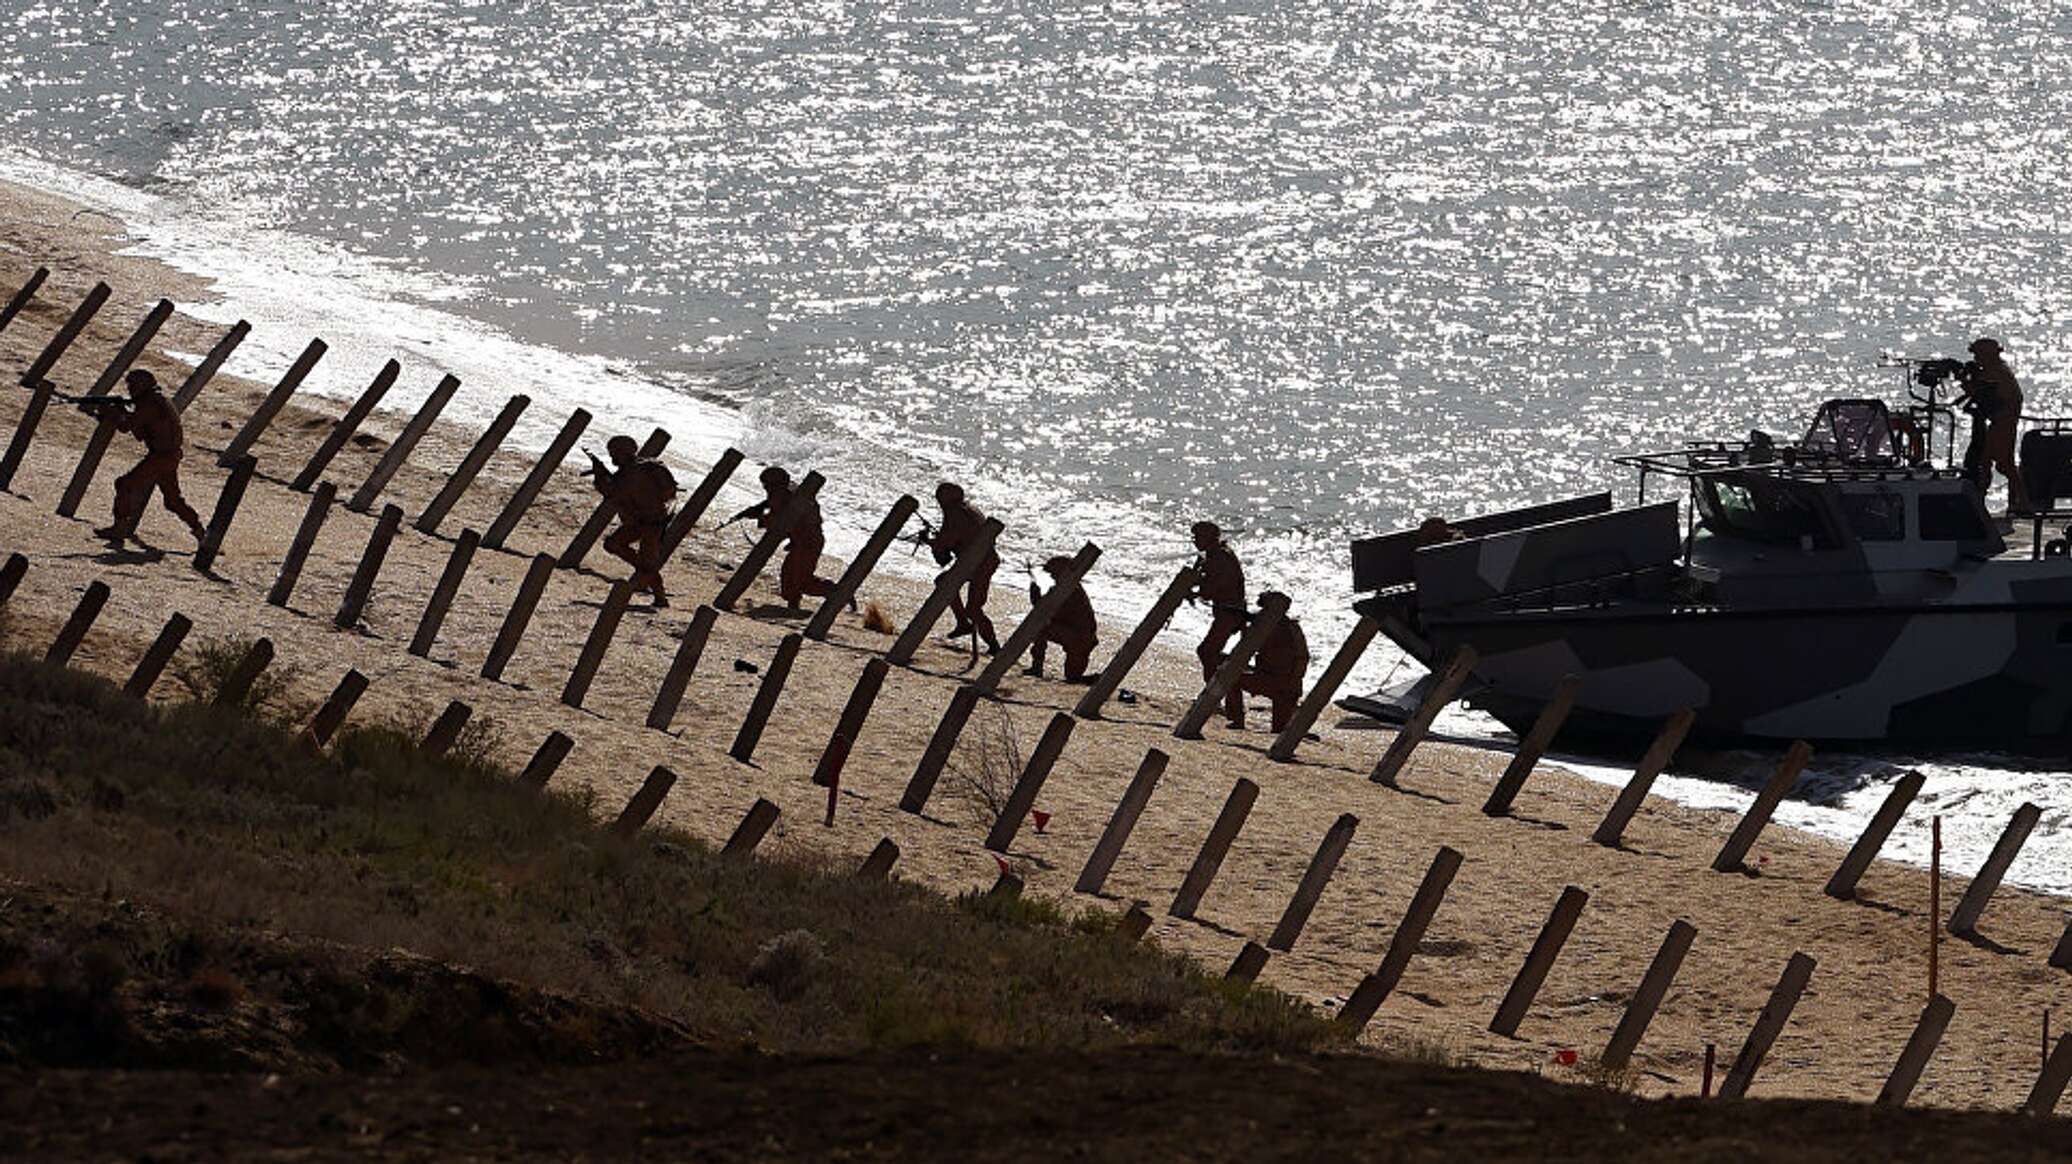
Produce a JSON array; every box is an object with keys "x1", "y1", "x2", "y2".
[
  {"x1": 1825, "y1": 770, "x2": 1926, "y2": 900},
  {"x1": 212, "y1": 637, "x2": 274, "y2": 707},
  {"x1": 647, "y1": 604, "x2": 719, "y2": 731},
  {"x1": 482, "y1": 553, "x2": 558, "y2": 681},
  {"x1": 304, "y1": 669, "x2": 370, "y2": 751},
  {"x1": 0, "y1": 552, "x2": 25, "y2": 608},
  {"x1": 1227, "y1": 941, "x2": 1270, "y2": 985},
  {"x1": 562, "y1": 580, "x2": 635, "y2": 709},
  {"x1": 727, "y1": 632, "x2": 805, "y2": 762},
  {"x1": 886, "y1": 518, "x2": 1004, "y2": 666},
  {"x1": 0, "y1": 377, "x2": 55, "y2": 493},
  {"x1": 334, "y1": 503, "x2": 404, "y2": 629},
  {"x1": 813, "y1": 658, "x2": 891, "y2": 786},
  {"x1": 1603, "y1": 919, "x2": 1699, "y2": 1069},
  {"x1": 804, "y1": 494, "x2": 918, "y2": 640},
  {"x1": 1267, "y1": 813, "x2": 1360, "y2": 951},
  {"x1": 857, "y1": 838, "x2": 900, "y2": 880},
  {"x1": 518, "y1": 731, "x2": 574, "y2": 789},
  {"x1": 416, "y1": 394, "x2": 530, "y2": 534},
  {"x1": 1367, "y1": 645, "x2": 1479, "y2": 783},
  {"x1": 1073, "y1": 748, "x2": 1169, "y2": 896},
  {"x1": 723, "y1": 798, "x2": 781, "y2": 856},
  {"x1": 349, "y1": 373, "x2": 462, "y2": 513},
  {"x1": 1712, "y1": 740, "x2": 1814, "y2": 873},
  {"x1": 660, "y1": 447, "x2": 746, "y2": 556},
  {"x1": 171, "y1": 321, "x2": 251, "y2": 413},
  {"x1": 268, "y1": 482, "x2": 336, "y2": 607},
  {"x1": 16, "y1": 281, "x2": 109, "y2": 389},
  {"x1": 1118, "y1": 904, "x2": 1154, "y2": 942},
  {"x1": 1338, "y1": 846, "x2": 1465, "y2": 1032},
  {"x1": 44, "y1": 580, "x2": 110, "y2": 665},
  {"x1": 2051, "y1": 920, "x2": 2072, "y2": 971},
  {"x1": 409, "y1": 529, "x2": 480, "y2": 657},
  {"x1": 421, "y1": 700, "x2": 472, "y2": 757},
  {"x1": 558, "y1": 427, "x2": 669, "y2": 567},
  {"x1": 1876, "y1": 994, "x2": 1955, "y2": 1107},
  {"x1": 1702, "y1": 1045, "x2": 1715, "y2": 1098},
  {"x1": 123, "y1": 612, "x2": 192, "y2": 699},
  {"x1": 899, "y1": 684, "x2": 983, "y2": 814},
  {"x1": 291, "y1": 360, "x2": 399, "y2": 491},
  {"x1": 984, "y1": 712, "x2": 1076, "y2": 854},
  {"x1": 971, "y1": 542, "x2": 1102, "y2": 694},
  {"x1": 1481, "y1": 674, "x2": 1584, "y2": 816},
  {"x1": 219, "y1": 337, "x2": 326, "y2": 467},
  {"x1": 1074, "y1": 566, "x2": 1199, "y2": 720},
  {"x1": 711, "y1": 470, "x2": 826, "y2": 610},
  {"x1": 1591, "y1": 709, "x2": 1697, "y2": 847},
  {"x1": 1717, "y1": 952, "x2": 1816, "y2": 1099},
  {"x1": 483, "y1": 408, "x2": 590, "y2": 550},
  {"x1": 1930, "y1": 817, "x2": 1941, "y2": 1001},
  {"x1": 1949, "y1": 802, "x2": 2042, "y2": 937},
  {"x1": 190, "y1": 454, "x2": 259, "y2": 574},
  {"x1": 609, "y1": 766, "x2": 677, "y2": 840},
  {"x1": 0, "y1": 266, "x2": 47, "y2": 335},
  {"x1": 1268, "y1": 616, "x2": 1382, "y2": 762},
  {"x1": 1173, "y1": 593, "x2": 1291, "y2": 740},
  {"x1": 988, "y1": 870, "x2": 1025, "y2": 899},
  {"x1": 54, "y1": 298, "x2": 176, "y2": 519},
  {"x1": 1490, "y1": 886, "x2": 1590, "y2": 1037},
  {"x1": 2026, "y1": 1033, "x2": 2072, "y2": 1116},
  {"x1": 1168, "y1": 777, "x2": 1262, "y2": 919}
]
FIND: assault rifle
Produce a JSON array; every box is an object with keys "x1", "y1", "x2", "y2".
[
  {"x1": 897, "y1": 515, "x2": 939, "y2": 557},
  {"x1": 63, "y1": 392, "x2": 127, "y2": 418}
]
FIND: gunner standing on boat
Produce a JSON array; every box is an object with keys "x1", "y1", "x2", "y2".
[
  {"x1": 1191, "y1": 520, "x2": 1247, "y2": 684},
  {"x1": 1966, "y1": 337, "x2": 2032, "y2": 514},
  {"x1": 588, "y1": 434, "x2": 677, "y2": 608}
]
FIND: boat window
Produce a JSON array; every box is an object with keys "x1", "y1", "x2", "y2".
[
  {"x1": 1698, "y1": 476, "x2": 1836, "y2": 546},
  {"x1": 1838, "y1": 491, "x2": 1906, "y2": 541},
  {"x1": 1919, "y1": 493, "x2": 1988, "y2": 541}
]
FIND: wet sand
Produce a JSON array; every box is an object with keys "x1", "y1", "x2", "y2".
[{"x1": 1, "y1": 174, "x2": 2068, "y2": 1111}]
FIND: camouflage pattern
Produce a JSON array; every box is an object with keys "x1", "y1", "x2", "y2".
[{"x1": 1354, "y1": 438, "x2": 2072, "y2": 754}]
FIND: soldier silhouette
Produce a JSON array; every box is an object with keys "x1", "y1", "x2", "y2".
[
  {"x1": 1225, "y1": 591, "x2": 1309, "y2": 732},
  {"x1": 587, "y1": 434, "x2": 676, "y2": 607},
  {"x1": 1190, "y1": 520, "x2": 1246, "y2": 685},
  {"x1": 930, "y1": 482, "x2": 1001, "y2": 654},
  {"x1": 1024, "y1": 554, "x2": 1097, "y2": 682},
  {"x1": 1965, "y1": 338, "x2": 2032, "y2": 514},
  {"x1": 94, "y1": 369, "x2": 206, "y2": 549},
  {"x1": 727, "y1": 466, "x2": 843, "y2": 612}
]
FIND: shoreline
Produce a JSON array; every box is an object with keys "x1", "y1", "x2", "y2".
[{"x1": 3, "y1": 168, "x2": 2072, "y2": 1110}]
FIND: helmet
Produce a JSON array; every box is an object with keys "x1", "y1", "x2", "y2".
[
  {"x1": 759, "y1": 465, "x2": 790, "y2": 490},
  {"x1": 1970, "y1": 337, "x2": 2004, "y2": 357},
  {"x1": 935, "y1": 481, "x2": 964, "y2": 505},
  {"x1": 1042, "y1": 555, "x2": 1075, "y2": 575},
  {"x1": 124, "y1": 368, "x2": 159, "y2": 394},
  {"x1": 606, "y1": 435, "x2": 638, "y2": 461}
]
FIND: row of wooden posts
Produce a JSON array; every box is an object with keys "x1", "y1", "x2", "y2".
[
  {"x1": 8, "y1": 545, "x2": 2072, "y2": 1112},
  {"x1": 6, "y1": 268, "x2": 2071, "y2": 1109}
]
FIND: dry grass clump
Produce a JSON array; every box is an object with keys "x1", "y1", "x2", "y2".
[
  {"x1": 943, "y1": 702, "x2": 1024, "y2": 829},
  {"x1": 859, "y1": 601, "x2": 895, "y2": 635},
  {"x1": 169, "y1": 633, "x2": 307, "y2": 719},
  {"x1": 0, "y1": 651, "x2": 1336, "y2": 1063}
]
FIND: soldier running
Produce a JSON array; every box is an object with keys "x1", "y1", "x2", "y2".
[
  {"x1": 93, "y1": 368, "x2": 207, "y2": 549},
  {"x1": 1190, "y1": 520, "x2": 1246, "y2": 685},
  {"x1": 1023, "y1": 554, "x2": 1097, "y2": 682},
  {"x1": 587, "y1": 434, "x2": 677, "y2": 607},
  {"x1": 1224, "y1": 591, "x2": 1309, "y2": 732},
  {"x1": 930, "y1": 481, "x2": 1001, "y2": 654},
  {"x1": 727, "y1": 466, "x2": 843, "y2": 612}
]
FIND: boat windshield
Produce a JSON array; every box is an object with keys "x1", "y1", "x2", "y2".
[{"x1": 1696, "y1": 473, "x2": 1839, "y2": 547}]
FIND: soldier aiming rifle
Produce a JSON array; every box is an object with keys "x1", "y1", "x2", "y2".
[
  {"x1": 86, "y1": 368, "x2": 207, "y2": 549},
  {"x1": 720, "y1": 466, "x2": 843, "y2": 612},
  {"x1": 583, "y1": 435, "x2": 677, "y2": 607}
]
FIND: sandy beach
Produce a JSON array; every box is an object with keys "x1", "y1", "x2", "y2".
[{"x1": 1, "y1": 173, "x2": 2068, "y2": 1111}]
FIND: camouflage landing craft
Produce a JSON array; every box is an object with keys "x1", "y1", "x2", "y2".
[{"x1": 1349, "y1": 376, "x2": 2072, "y2": 755}]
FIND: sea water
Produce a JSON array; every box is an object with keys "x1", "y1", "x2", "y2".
[{"x1": 3, "y1": 0, "x2": 2069, "y2": 890}]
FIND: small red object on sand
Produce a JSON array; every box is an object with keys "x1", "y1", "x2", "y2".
[
  {"x1": 1554, "y1": 1048, "x2": 1578, "y2": 1066},
  {"x1": 1031, "y1": 809, "x2": 1051, "y2": 833}
]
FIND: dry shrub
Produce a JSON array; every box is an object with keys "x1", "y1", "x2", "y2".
[
  {"x1": 943, "y1": 702, "x2": 1024, "y2": 828},
  {"x1": 860, "y1": 601, "x2": 895, "y2": 635},
  {"x1": 1563, "y1": 1052, "x2": 1642, "y2": 1094},
  {"x1": 746, "y1": 929, "x2": 827, "y2": 1003},
  {"x1": 170, "y1": 634, "x2": 306, "y2": 719}
]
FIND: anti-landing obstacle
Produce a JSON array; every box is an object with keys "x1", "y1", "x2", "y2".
[
  {"x1": 349, "y1": 373, "x2": 462, "y2": 513},
  {"x1": 728, "y1": 632, "x2": 805, "y2": 763},
  {"x1": 1490, "y1": 885, "x2": 1589, "y2": 1037},
  {"x1": 268, "y1": 482, "x2": 337, "y2": 607},
  {"x1": 1602, "y1": 919, "x2": 1698, "y2": 1070},
  {"x1": 1267, "y1": 615, "x2": 1381, "y2": 762},
  {"x1": 409, "y1": 529, "x2": 481, "y2": 657},
  {"x1": 45, "y1": 580, "x2": 110, "y2": 667},
  {"x1": 1716, "y1": 951, "x2": 1816, "y2": 1099},
  {"x1": 192, "y1": 455, "x2": 260, "y2": 574},
  {"x1": 1267, "y1": 813, "x2": 1359, "y2": 953},
  {"x1": 1592, "y1": 709, "x2": 1696, "y2": 848},
  {"x1": 416, "y1": 394, "x2": 529, "y2": 535},
  {"x1": 1073, "y1": 748, "x2": 1169, "y2": 897},
  {"x1": 291, "y1": 360, "x2": 399, "y2": 492},
  {"x1": 1338, "y1": 846, "x2": 1464, "y2": 1032},
  {"x1": 983, "y1": 712, "x2": 1075, "y2": 855},
  {"x1": 1367, "y1": 645, "x2": 1478, "y2": 785},
  {"x1": 1073, "y1": 565, "x2": 1198, "y2": 720},
  {"x1": 16, "y1": 282, "x2": 110, "y2": 391},
  {"x1": 1481, "y1": 674, "x2": 1582, "y2": 816},
  {"x1": 482, "y1": 553, "x2": 558, "y2": 681},
  {"x1": 899, "y1": 684, "x2": 985, "y2": 814},
  {"x1": 1948, "y1": 802, "x2": 2042, "y2": 938},
  {"x1": 1169, "y1": 777, "x2": 1261, "y2": 920},
  {"x1": 0, "y1": 266, "x2": 48, "y2": 335},
  {"x1": 562, "y1": 579, "x2": 635, "y2": 709},
  {"x1": 1712, "y1": 740, "x2": 1813, "y2": 873},
  {"x1": 647, "y1": 604, "x2": 719, "y2": 731},
  {"x1": 804, "y1": 494, "x2": 917, "y2": 641},
  {"x1": 171, "y1": 321, "x2": 251, "y2": 414},
  {"x1": 123, "y1": 612, "x2": 192, "y2": 699},
  {"x1": 219, "y1": 337, "x2": 326, "y2": 468},
  {"x1": 334, "y1": 503, "x2": 404, "y2": 629},
  {"x1": 303, "y1": 669, "x2": 369, "y2": 751},
  {"x1": 212, "y1": 638, "x2": 275, "y2": 707},
  {"x1": 484, "y1": 408, "x2": 590, "y2": 551},
  {"x1": 659, "y1": 447, "x2": 745, "y2": 558}
]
